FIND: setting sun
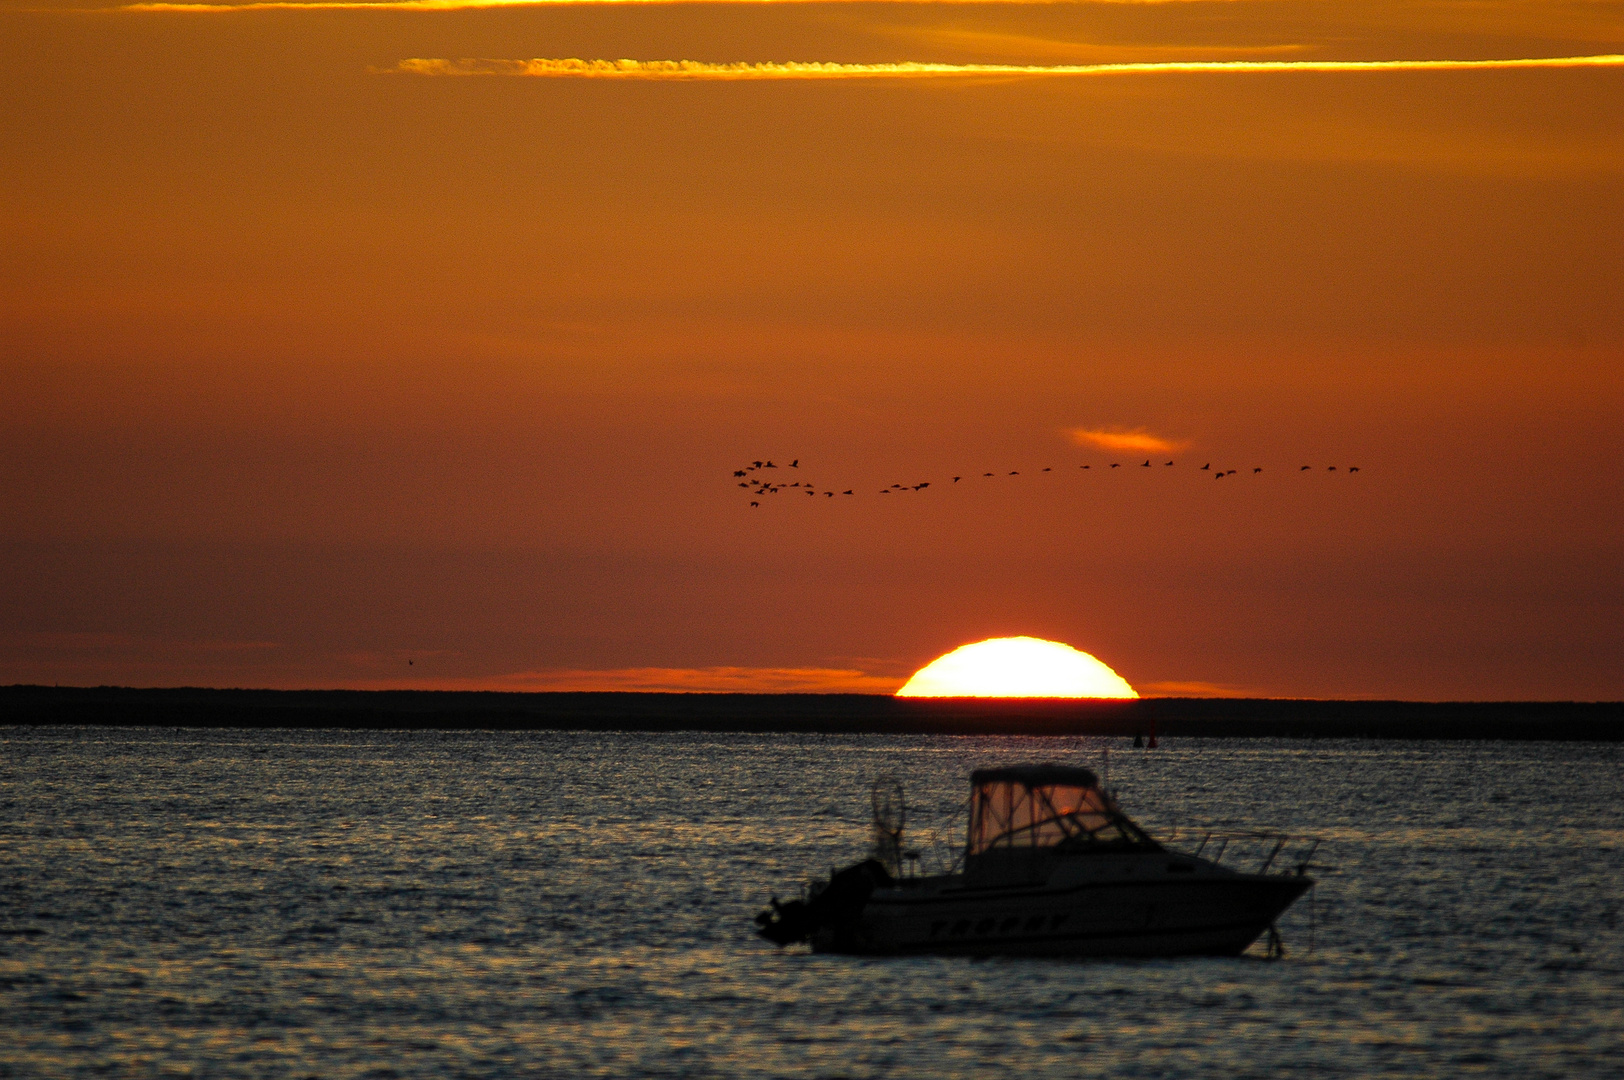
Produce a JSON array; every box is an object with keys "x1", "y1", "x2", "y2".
[{"x1": 896, "y1": 637, "x2": 1139, "y2": 699}]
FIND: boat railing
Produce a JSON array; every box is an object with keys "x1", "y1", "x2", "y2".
[{"x1": 1174, "y1": 829, "x2": 1320, "y2": 876}]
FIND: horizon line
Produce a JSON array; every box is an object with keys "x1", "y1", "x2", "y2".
[{"x1": 6, "y1": 684, "x2": 1619, "y2": 704}]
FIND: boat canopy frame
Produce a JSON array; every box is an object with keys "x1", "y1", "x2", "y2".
[{"x1": 967, "y1": 764, "x2": 1159, "y2": 856}]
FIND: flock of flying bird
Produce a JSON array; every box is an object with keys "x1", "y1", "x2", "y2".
[{"x1": 732, "y1": 457, "x2": 1361, "y2": 507}]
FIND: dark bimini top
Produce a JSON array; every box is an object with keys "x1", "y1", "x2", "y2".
[{"x1": 969, "y1": 764, "x2": 1098, "y2": 789}]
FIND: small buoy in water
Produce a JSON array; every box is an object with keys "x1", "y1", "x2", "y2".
[
  {"x1": 1148, "y1": 719, "x2": 1159, "y2": 749},
  {"x1": 1132, "y1": 732, "x2": 1144, "y2": 748}
]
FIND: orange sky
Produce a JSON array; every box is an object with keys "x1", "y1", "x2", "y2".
[{"x1": 2, "y1": 0, "x2": 1621, "y2": 698}]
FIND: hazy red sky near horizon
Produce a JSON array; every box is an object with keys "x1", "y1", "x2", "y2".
[{"x1": 2, "y1": 0, "x2": 1621, "y2": 699}]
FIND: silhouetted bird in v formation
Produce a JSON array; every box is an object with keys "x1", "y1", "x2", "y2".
[{"x1": 734, "y1": 455, "x2": 1361, "y2": 508}]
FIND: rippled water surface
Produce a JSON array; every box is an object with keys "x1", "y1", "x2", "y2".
[{"x1": 2, "y1": 728, "x2": 1621, "y2": 1077}]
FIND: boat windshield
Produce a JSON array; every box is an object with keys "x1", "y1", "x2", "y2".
[{"x1": 968, "y1": 764, "x2": 1157, "y2": 854}]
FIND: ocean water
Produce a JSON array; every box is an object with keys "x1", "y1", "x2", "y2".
[{"x1": 1, "y1": 728, "x2": 1620, "y2": 1078}]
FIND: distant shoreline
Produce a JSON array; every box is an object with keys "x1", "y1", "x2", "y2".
[{"x1": 2, "y1": 686, "x2": 1621, "y2": 740}]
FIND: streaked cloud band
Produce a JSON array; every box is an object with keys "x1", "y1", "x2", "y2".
[
  {"x1": 120, "y1": 0, "x2": 1362, "y2": 10},
  {"x1": 390, "y1": 55, "x2": 1624, "y2": 79},
  {"x1": 123, "y1": 0, "x2": 584, "y2": 9}
]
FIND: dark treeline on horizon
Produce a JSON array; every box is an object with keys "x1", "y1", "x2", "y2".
[{"x1": 3, "y1": 686, "x2": 1621, "y2": 741}]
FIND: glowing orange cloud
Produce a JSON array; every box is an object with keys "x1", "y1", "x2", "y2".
[
  {"x1": 386, "y1": 55, "x2": 1624, "y2": 80},
  {"x1": 1137, "y1": 680, "x2": 1263, "y2": 698},
  {"x1": 1067, "y1": 427, "x2": 1190, "y2": 454},
  {"x1": 412, "y1": 666, "x2": 907, "y2": 693}
]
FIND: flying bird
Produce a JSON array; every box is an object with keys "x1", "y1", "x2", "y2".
[{"x1": 730, "y1": 447, "x2": 1364, "y2": 511}]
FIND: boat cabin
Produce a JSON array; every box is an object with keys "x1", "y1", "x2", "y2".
[{"x1": 965, "y1": 764, "x2": 1160, "y2": 883}]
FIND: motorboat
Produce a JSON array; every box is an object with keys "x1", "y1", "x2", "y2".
[{"x1": 755, "y1": 763, "x2": 1316, "y2": 957}]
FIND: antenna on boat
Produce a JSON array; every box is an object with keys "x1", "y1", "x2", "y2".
[
  {"x1": 870, "y1": 776, "x2": 906, "y2": 879},
  {"x1": 1101, "y1": 748, "x2": 1109, "y2": 796}
]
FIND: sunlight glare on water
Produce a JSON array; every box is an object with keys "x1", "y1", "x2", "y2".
[{"x1": 1, "y1": 729, "x2": 1620, "y2": 1077}]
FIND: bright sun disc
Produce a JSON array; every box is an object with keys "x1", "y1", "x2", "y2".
[{"x1": 896, "y1": 637, "x2": 1138, "y2": 699}]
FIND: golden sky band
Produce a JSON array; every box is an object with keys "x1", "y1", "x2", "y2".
[{"x1": 8, "y1": 0, "x2": 1621, "y2": 696}]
